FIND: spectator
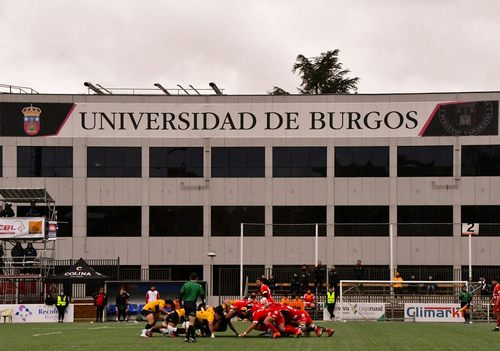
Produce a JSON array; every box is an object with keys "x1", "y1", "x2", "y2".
[
  {"x1": 354, "y1": 260, "x2": 364, "y2": 292},
  {"x1": 468, "y1": 277, "x2": 475, "y2": 294},
  {"x1": 11, "y1": 241, "x2": 24, "y2": 274},
  {"x1": 328, "y1": 265, "x2": 340, "y2": 298},
  {"x1": 56, "y1": 290, "x2": 69, "y2": 323},
  {"x1": 146, "y1": 285, "x2": 160, "y2": 303},
  {"x1": 280, "y1": 294, "x2": 291, "y2": 305},
  {"x1": 313, "y1": 260, "x2": 326, "y2": 295},
  {"x1": 27, "y1": 201, "x2": 39, "y2": 216},
  {"x1": 268, "y1": 275, "x2": 277, "y2": 294},
  {"x1": 290, "y1": 273, "x2": 300, "y2": 296},
  {"x1": 174, "y1": 297, "x2": 181, "y2": 310},
  {"x1": 92, "y1": 287, "x2": 108, "y2": 323},
  {"x1": 116, "y1": 288, "x2": 130, "y2": 322},
  {"x1": 479, "y1": 275, "x2": 488, "y2": 296},
  {"x1": 426, "y1": 275, "x2": 437, "y2": 295},
  {"x1": 293, "y1": 295, "x2": 303, "y2": 303},
  {"x1": 303, "y1": 289, "x2": 315, "y2": 309},
  {"x1": 408, "y1": 275, "x2": 419, "y2": 295},
  {"x1": 23, "y1": 243, "x2": 37, "y2": 274},
  {"x1": 0, "y1": 243, "x2": 4, "y2": 275},
  {"x1": 392, "y1": 272, "x2": 404, "y2": 298},
  {"x1": 326, "y1": 286, "x2": 336, "y2": 321},
  {"x1": 300, "y1": 265, "x2": 310, "y2": 294},
  {"x1": 45, "y1": 293, "x2": 55, "y2": 305},
  {"x1": 0, "y1": 203, "x2": 15, "y2": 217}
]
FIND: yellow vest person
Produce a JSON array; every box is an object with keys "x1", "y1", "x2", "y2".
[{"x1": 56, "y1": 291, "x2": 69, "y2": 323}]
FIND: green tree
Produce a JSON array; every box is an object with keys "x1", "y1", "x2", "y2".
[{"x1": 270, "y1": 49, "x2": 360, "y2": 95}]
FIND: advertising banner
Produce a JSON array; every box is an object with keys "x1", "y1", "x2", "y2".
[
  {"x1": 0, "y1": 303, "x2": 74, "y2": 323},
  {"x1": 333, "y1": 302, "x2": 386, "y2": 321},
  {"x1": 404, "y1": 303, "x2": 463, "y2": 322},
  {"x1": 0, "y1": 99, "x2": 498, "y2": 138},
  {"x1": 0, "y1": 217, "x2": 45, "y2": 239}
]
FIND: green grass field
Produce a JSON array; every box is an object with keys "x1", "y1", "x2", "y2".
[{"x1": 1, "y1": 320, "x2": 498, "y2": 351}]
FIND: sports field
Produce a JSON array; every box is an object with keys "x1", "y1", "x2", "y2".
[{"x1": 1, "y1": 321, "x2": 497, "y2": 351}]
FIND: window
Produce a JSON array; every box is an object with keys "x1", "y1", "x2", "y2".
[
  {"x1": 272, "y1": 206, "x2": 326, "y2": 236},
  {"x1": 211, "y1": 206, "x2": 265, "y2": 236},
  {"x1": 273, "y1": 147, "x2": 327, "y2": 177},
  {"x1": 335, "y1": 206, "x2": 389, "y2": 236},
  {"x1": 150, "y1": 147, "x2": 203, "y2": 177},
  {"x1": 211, "y1": 147, "x2": 264, "y2": 177},
  {"x1": 397, "y1": 146, "x2": 453, "y2": 177},
  {"x1": 462, "y1": 145, "x2": 500, "y2": 176},
  {"x1": 87, "y1": 147, "x2": 141, "y2": 177},
  {"x1": 17, "y1": 205, "x2": 73, "y2": 237},
  {"x1": 87, "y1": 206, "x2": 141, "y2": 237},
  {"x1": 461, "y1": 206, "x2": 500, "y2": 236},
  {"x1": 335, "y1": 146, "x2": 389, "y2": 177},
  {"x1": 397, "y1": 206, "x2": 453, "y2": 236},
  {"x1": 149, "y1": 206, "x2": 203, "y2": 237},
  {"x1": 17, "y1": 146, "x2": 73, "y2": 177}
]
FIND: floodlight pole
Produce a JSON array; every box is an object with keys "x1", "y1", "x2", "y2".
[
  {"x1": 240, "y1": 223, "x2": 244, "y2": 298},
  {"x1": 469, "y1": 233, "x2": 472, "y2": 279}
]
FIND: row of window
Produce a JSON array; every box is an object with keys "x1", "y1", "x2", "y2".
[
  {"x1": 29, "y1": 205, "x2": 500, "y2": 237},
  {"x1": 6, "y1": 144, "x2": 500, "y2": 178}
]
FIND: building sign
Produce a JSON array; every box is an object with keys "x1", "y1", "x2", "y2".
[
  {"x1": 0, "y1": 217, "x2": 45, "y2": 239},
  {"x1": 0, "y1": 99, "x2": 497, "y2": 138},
  {"x1": 334, "y1": 303, "x2": 386, "y2": 321},
  {"x1": 0, "y1": 304, "x2": 74, "y2": 323},
  {"x1": 404, "y1": 303, "x2": 463, "y2": 322}
]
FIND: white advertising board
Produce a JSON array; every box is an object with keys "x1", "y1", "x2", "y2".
[
  {"x1": 0, "y1": 217, "x2": 45, "y2": 239},
  {"x1": 0, "y1": 303, "x2": 74, "y2": 323},
  {"x1": 404, "y1": 303, "x2": 463, "y2": 322},
  {"x1": 333, "y1": 302, "x2": 386, "y2": 321}
]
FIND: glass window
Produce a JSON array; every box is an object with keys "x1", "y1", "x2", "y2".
[
  {"x1": 87, "y1": 147, "x2": 141, "y2": 177},
  {"x1": 17, "y1": 146, "x2": 73, "y2": 177},
  {"x1": 397, "y1": 146, "x2": 453, "y2": 177},
  {"x1": 272, "y1": 206, "x2": 326, "y2": 236},
  {"x1": 462, "y1": 145, "x2": 500, "y2": 176},
  {"x1": 273, "y1": 147, "x2": 327, "y2": 177},
  {"x1": 150, "y1": 147, "x2": 203, "y2": 177},
  {"x1": 17, "y1": 205, "x2": 73, "y2": 237},
  {"x1": 335, "y1": 206, "x2": 389, "y2": 236},
  {"x1": 335, "y1": 146, "x2": 389, "y2": 177},
  {"x1": 397, "y1": 206, "x2": 453, "y2": 236},
  {"x1": 149, "y1": 206, "x2": 203, "y2": 237},
  {"x1": 211, "y1": 206, "x2": 265, "y2": 236},
  {"x1": 461, "y1": 205, "x2": 500, "y2": 236},
  {"x1": 211, "y1": 147, "x2": 264, "y2": 177},
  {"x1": 87, "y1": 206, "x2": 141, "y2": 237}
]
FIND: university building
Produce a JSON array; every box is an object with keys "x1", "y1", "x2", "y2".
[{"x1": 1, "y1": 91, "x2": 499, "y2": 293}]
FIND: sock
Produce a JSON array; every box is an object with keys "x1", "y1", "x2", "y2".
[
  {"x1": 177, "y1": 327, "x2": 186, "y2": 335},
  {"x1": 497, "y1": 318, "x2": 500, "y2": 327},
  {"x1": 145, "y1": 324, "x2": 152, "y2": 330},
  {"x1": 284, "y1": 325, "x2": 298, "y2": 335},
  {"x1": 167, "y1": 326, "x2": 177, "y2": 333},
  {"x1": 266, "y1": 322, "x2": 278, "y2": 334},
  {"x1": 188, "y1": 325, "x2": 195, "y2": 338}
]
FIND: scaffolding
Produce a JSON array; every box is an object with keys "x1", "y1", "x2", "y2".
[{"x1": 0, "y1": 188, "x2": 57, "y2": 304}]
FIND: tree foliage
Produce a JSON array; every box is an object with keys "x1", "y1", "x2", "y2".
[
  {"x1": 293, "y1": 49, "x2": 359, "y2": 94},
  {"x1": 267, "y1": 86, "x2": 290, "y2": 95}
]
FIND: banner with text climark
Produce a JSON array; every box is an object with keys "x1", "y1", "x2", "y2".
[
  {"x1": 405, "y1": 303, "x2": 463, "y2": 322},
  {"x1": 0, "y1": 99, "x2": 497, "y2": 138}
]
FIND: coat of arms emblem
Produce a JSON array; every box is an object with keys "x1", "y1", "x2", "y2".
[{"x1": 22, "y1": 105, "x2": 41, "y2": 135}]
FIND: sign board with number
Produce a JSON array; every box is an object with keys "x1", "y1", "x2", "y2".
[{"x1": 462, "y1": 223, "x2": 479, "y2": 235}]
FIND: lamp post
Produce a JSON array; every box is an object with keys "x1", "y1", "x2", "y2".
[{"x1": 207, "y1": 252, "x2": 217, "y2": 298}]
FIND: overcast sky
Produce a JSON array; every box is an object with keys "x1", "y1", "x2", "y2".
[{"x1": 1, "y1": 1, "x2": 499, "y2": 95}]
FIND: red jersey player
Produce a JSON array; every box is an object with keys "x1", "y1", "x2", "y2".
[
  {"x1": 491, "y1": 277, "x2": 500, "y2": 331},
  {"x1": 256, "y1": 277, "x2": 274, "y2": 303}
]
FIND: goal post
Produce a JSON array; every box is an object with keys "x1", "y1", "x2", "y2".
[{"x1": 337, "y1": 280, "x2": 469, "y2": 322}]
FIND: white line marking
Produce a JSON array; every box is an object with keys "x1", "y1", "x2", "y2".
[{"x1": 33, "y1": 331, "x2": 62, "y2": 337}]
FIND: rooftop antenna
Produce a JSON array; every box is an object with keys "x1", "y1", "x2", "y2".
[
  {"x1": 96, "y1": 84, "x2": 113, "y2": 94},
  {"x1": 177, "y1": 84, "x2": 190, "y2": 95},
  {"x1": 189, "y1": 85, "x2": 201, "y2": 95}
]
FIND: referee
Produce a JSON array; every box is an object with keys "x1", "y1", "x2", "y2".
[{"x1": 180, "y1": 272, "x2": 205, "y2": 343}]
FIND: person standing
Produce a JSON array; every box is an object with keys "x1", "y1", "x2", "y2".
[
  {"x1": 256, "y1": 277, "x2": 274, "y2": 303},
  {"x1": 479, "y1": 275, "x2": 488, "y2": 296},
  {"x1": 392, "y1": 272, "x2": 404, "y2": 298},
  {"x1": 354, "y1": 260, "x2": 364, "y2": 292},
  {"x1": 116, "y1": 288, "x2": 130, "y2": 322},
  {"x1": 328, "y1": 265, "x2": 340, "y2": 300},
  {"x1": 146, "y1": 285, "x2": 159, "y2": 303},
  {"x1": 92, "y1": 287, "x2": 108, "y2": 323},
  {"x1": 23, "y1": 243, "x2": 37, "y2": 274},
  {"x1": 300, "y1": 265, "x2": 310, "y2": 295},
  {"x1": 180, "y1": 272, "x2": 206, "y2": 343},
  {"x1": 326, "y1": 286, "x2": 336, "y2": 321},
  {"x1": 459, "y1": 285, "x2": 472, "y2": 324},
  {"x1": 313, "y1": 260, "x2": 326, "y2": 295},
  {"x1": 490, "y1": 277, "x2": 500, "y2": 331},
  {"x1": 11, "y1": 241, "x2": 24, "y2": 274},
  {"x1": 56, "y1": 290, "x2": 69, "y2": 323}
]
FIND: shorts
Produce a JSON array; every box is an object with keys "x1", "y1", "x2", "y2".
[
  {"x1": 166, "y1": 312, "x2": 181, "y2": 325},
  {"x1": 184, "y1": 301, "x2": 197, "y2": 318},
  {"x1": 494, "y1": 305, "x2": 500, "y2": 313},
  {"x1": 460, "y1": 301, "x2": 468, "y2": 309}
]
